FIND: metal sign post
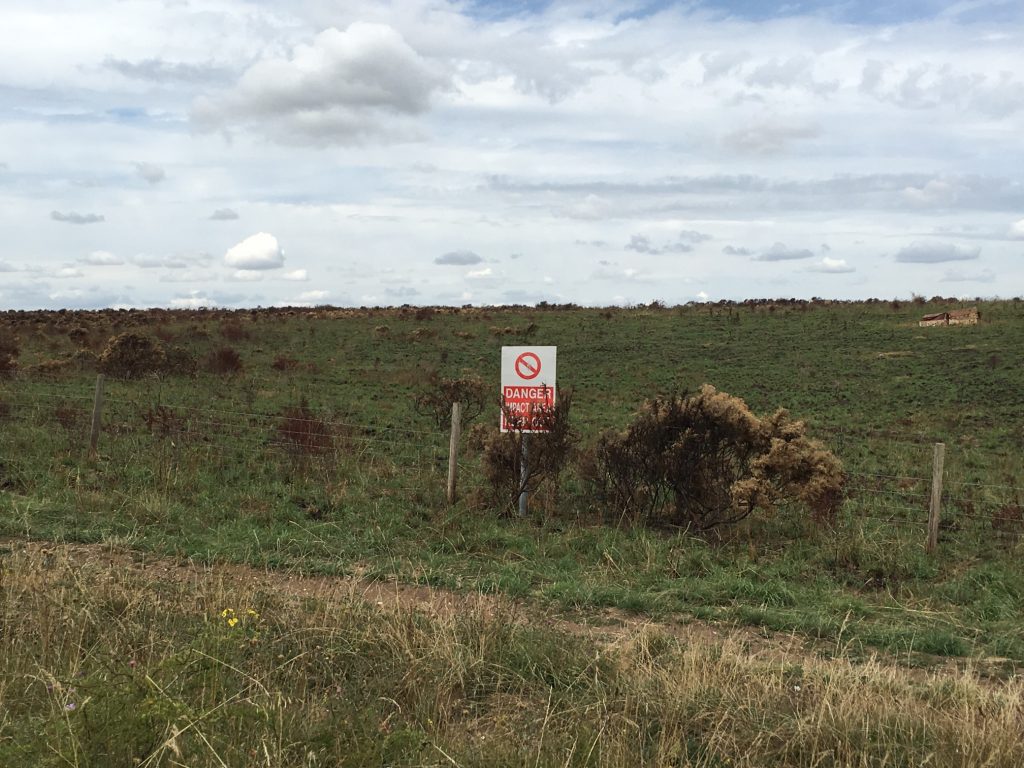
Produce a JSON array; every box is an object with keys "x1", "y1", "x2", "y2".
[{"x1": 519, "y1": 433, "x2": 529, "y2": 517}]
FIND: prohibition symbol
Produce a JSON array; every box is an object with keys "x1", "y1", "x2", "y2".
[{"x1": 514, "y1": 351, "x2": 542, "y2": 380}]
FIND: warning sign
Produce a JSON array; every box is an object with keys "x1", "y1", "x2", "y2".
[{"x1": 501, "y1": 346, "x2": 556, "y2": 432}]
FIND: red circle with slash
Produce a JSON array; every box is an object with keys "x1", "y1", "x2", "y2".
[{"x1": 514, "y1": 351, "x2": 542, "y2": 380}]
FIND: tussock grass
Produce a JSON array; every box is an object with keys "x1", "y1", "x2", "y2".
[{"x1": 2, "y1": 545, "x2": 1022, "y2": 767}]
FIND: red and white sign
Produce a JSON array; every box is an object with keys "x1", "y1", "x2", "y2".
[{"x1": 501, "y1": 346, "x2": 556, "y2": 432}]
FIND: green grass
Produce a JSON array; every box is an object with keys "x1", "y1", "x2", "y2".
[{"x1": 1, "y1": 300, "x2": 1023, "y2": 665}]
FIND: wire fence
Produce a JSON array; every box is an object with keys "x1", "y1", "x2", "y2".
[{"x1": 1, "y1": 372, "x2": 1022, "y2": 545}]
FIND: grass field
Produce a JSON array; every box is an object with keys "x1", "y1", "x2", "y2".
[
  {"x1": 3, "y1": 541, "x2": 1022, "y2": 767},
  {"x1": 1, "y1": 298, "x2": 1023, "y2": 763}
]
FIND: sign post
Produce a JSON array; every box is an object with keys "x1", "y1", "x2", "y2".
[{"x1": 501, "y1": 346, "x2": 557, "y2": 517}]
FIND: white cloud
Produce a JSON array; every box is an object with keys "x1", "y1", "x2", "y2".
[
  {"x1": 52, "y1": 267, "x2": 84, "y2": 278},
  {"x1": 224, "y1": 233, "x2": 285, "y2": 270},
  {"x1": 466, "y1": 267, "x2": 492, "y2": 279},
  {"x1": 1009, "y1": 219, "x2": 1024, "y2": 239},
  {"x1": 808, "y1": 257, "x2": 854, "y2": 274},
  {"x1": 170, "y1": 295, "x2": 217, "y2": 309},
  {"x1": 228, "y1": 270, "x2": 264, "y2": 282},
  {"x1": 894, "y1": 242, "x2": 980, "y2": 263},
  {"x1": 134, "y1": 162, "x2": 165, "y2": 185},
  {"x1": 281, "y1": 269, "x2": 308, "y2": 281},
  {"x1": 0, "y1": 260, "x2": 17, "y2": 272},
  {"x1": 79, "y1": 250, "x2": 123, "y2": 266},
  {"x1": 193, "y1": 23, "x2": 448, "y2": 145},
  {"x1": 296, "y1": 290, "x2": 329, "y2": 305}
]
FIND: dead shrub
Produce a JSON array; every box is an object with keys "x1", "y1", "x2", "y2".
[
  {"x1": 97, "y1": 333, "x2": 167, "y2": 379},
  {"x1": 27, "y1": 359, "x2": 72, "y2": 377},
  {"x1": 480, "y1": 390, "x2": 577, "y2": 514},
  {"x1": 588, "y1": 385, "x2": 844, "y2": 531},
  {"x1": 414, "y1": 374, "x2": 489, "y2": 430},
  {"x1": 271, "y1": 355, "x2": 301, "y2": 372},
  {"x1": 276, "y1": 400, "x2": 333, "y2": 455},
  {"x1": 69, "y1": 348, "x2": 99, "y2": 372},
  {"x1": 54, "y1": 402, "x2": 86, "y2": 433},
  {"x1": 163, "y1": 345, "x2": 198, "y2": 377},
  {"x1": 220, "y1": 319, "x2": 250, "y2": 342},
  {"x1": 205, "y1": 346, "x2": 244, "y2": 375},
  {"x1": 142, "y1": 405, "x2": 185, "y2": 437},
  {"x1": 0, "y1": 329, "x2": 20, "y2": 378}
]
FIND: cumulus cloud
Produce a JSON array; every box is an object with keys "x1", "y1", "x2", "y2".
[
  {"x1": 753, "y1": 243, "x2": 815, "y2": 261},
  {"x1": 170, "y1": 293, "x2": 217, "y2": 309},
  {"x1": 296, "y1": 290, "x2": 329, "y2": 305},
  {"x1": 435, "y1": 250, "x2": 482, "y2": 265},
  {"x1": 193, "y1": 23, "x2": 448, "y2": 145},
  {"x1": 79, "y1": 250, "x2": 123, "y2": 266},
  {"x1": 209, "y1": 208, "x2": 239, "y2": 221},
  {"x1": 134, "y1": 162, "x2": 165, "y2": 185},
  {"x1": 281, "y1": 269, "x2": 308, "y2": 281},
  {"x1": 894, "y1": 241, "x2": 980, "y2": 263},
  {"x1": 808, "y1": 257, "x2": 854, "y2": 274},
  {"x1": 52, "y1": 267, "x2": 84, "y2": 278},
  {"x1": 0, "y1": 260, "x2": 17, "y2": 272},
  {"x1": 224, "y1": 233, "x2": 285, "y2": 270},
  {"x1": 51, "y1": 211, "x2": 104, "y2": 225},
  {"x1": 466, "y1": 267, "x2": 493, "y2": 279},
  {"x1": 1009, "y1": 219, "x2": 1024, "y2": 239}
]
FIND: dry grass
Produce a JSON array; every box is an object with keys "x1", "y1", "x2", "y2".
[{"x1": 1, "y1": 543, "x2": 1021, "y2": 767}]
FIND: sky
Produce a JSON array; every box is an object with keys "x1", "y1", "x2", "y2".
[{"x1": 1, "y1": 0, "x2": 1023, "y2": 309}]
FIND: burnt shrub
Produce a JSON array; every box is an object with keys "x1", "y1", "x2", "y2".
[
  {"x1": 276, "y1": 400, "x2": 333, "y2": 455},
  {"x1": 205, "y1": 346, "x2": 244, "y2": 375},
  {"x1": 480, "y1": 390, "x2": 577, "y2": 514},
  {"x1": 219, "y1": 319, "x2": 250, "y2": 342},
  {"x1": 0, "y1": 328, "x2": 20, "y2": 378},
  {"x1": 163, "y1": 345, "x2": 198, "y2": 377},
  {"x1": 588, "y1": 385, "x2": 844, "y2": 531},
  {"x1": 271, "y1": 355, "x2": 301, "y2": 372},
  {"x1": 97, "y1": 333, "x2": 167, "y2": 379},
  {"x1": 414, "y1": 373, "x2": 489, "y2": 430}
]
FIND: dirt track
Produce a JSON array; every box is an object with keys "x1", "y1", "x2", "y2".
[{"x1": 2, "y1": 536, "x2": 1015, "y2": 683}]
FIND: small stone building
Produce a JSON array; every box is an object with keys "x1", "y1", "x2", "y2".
[{"x1": 918, "y1": 307, "x2": 980, "y2": 327}]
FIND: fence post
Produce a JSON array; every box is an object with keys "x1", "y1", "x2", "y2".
[
  {"x1": 89, "y1": 374, "x2": 105, "y2": 456},
  {"x1": 447, "y1": 401, "x2": 462, "y2": 504},
  {"x1": 927, "y1": 442, "x2": 945, "y2": 554}
]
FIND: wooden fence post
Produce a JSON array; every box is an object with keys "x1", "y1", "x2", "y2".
[
  {"x1": 447, "y1": 401, "x2": 462, "y2": 504},
  {"x1": 927, "y1": 442, "x2": 945, "y2": 554},
  {"x1": 89, "y1": 374, "x2": 105, "y2": 456}
]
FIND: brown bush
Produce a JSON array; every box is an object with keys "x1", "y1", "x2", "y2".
[
  {"x1": 414, "y1": 374, "x2": 489, "y2": 430},
  {"x1": 205, "y1": 346, "x2": 243, "y2": 375},
  {"x1": 276, "y1": 400, "x2": 333, "y2": 455},
  {"x1": 589, "y1": 385, "x2": 844, "y2": 531},
  {"x1": 271, "y1": 355, "x2": 301, "y2": 372},
  {"x1": 142, "y1": 405, "x2": 185, "y2": 437},
  {"x1": 480, "y1": 390, "x2": 577, "y2": 514},
  {"x1": 164, "y1": 345, "x2": 198, "y2": 377},
  {"x1": 97, "y1": 333, "x2": 167, "y2": 379},
  {"x1": 220, "y1": 320, "x2": 250, "y2": 342},
  {"x1": 0, "y1": 328, "x2": 19, "y2": 378}
]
